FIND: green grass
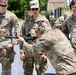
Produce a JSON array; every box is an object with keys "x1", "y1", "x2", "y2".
[{"x1": 19, "y1": 18, "x2": 24, "y2": 22}]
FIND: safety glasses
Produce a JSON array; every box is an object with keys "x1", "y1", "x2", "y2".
[{"x1": 31, "y1": 8, "x2": 38, "y2": 11}]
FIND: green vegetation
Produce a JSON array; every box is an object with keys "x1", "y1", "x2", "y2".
[
  {"x1": 8, "y1": 0, "x2": 48, "y2": 19},
  {"x1": 19, "y1": 19, "x2": 24, "y2": 22},
  {"x1": 8, "y1": 0, "x2": 70, "y2": 19}
]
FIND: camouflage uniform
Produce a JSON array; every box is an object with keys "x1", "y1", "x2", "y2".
[
  {"x1": 21, "y1": 14, "x2": 50, "y2": 75},
  {"x1": 0, "y1": 10, "x2": 20, "y2": 75},
  {"x1": 23, "y1": 28, "x2": 76, "y2": 75},
  {"x1": 61, "y1": 14, "x2": 75, "y2": 39},
  {"x1": 70, "y1": 24, "x2": 76, "y2": 51},
  {"x1": 54, "y1": 11, "x2": 72, "y2": 30},
  {"x1": 61, "y1": 15, "x2": 76, "y2": 52},
  {"x1": 45, "y1": 10, "x2": 56, "y2": 28},
  {"x1": 54, "y1": 16, "x2": 64, "y2": 29}
]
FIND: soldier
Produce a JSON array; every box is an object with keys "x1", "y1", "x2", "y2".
[
  {"x1": 61, "y1": 0, "x2": 76, "y2": 52},
  {"x1": 0, "y1": 0, "x2": 20, "y2": 75},
  {"x1": 20, "y1": 0, "x2": 50, "y2": 75},
  {"x1": 61, "y1": 0, "x2": 76, "y2": 39},
  {"x1": 70, "y1": 24, "x2": 76, "y2": 51},
  {"x1": 24, "y1": 10, "x2": 31, "y2": 21},
  {"x1": 45, "y1": 10, "x2": 56, "y2": 28},
  {"x1": 54, "y1": 11, "x2": 72, "y2": 30},
  {"x1": 17, "y1": 19, "x2": 76, "y2": 75},
  {"x1": 54, "y1": 16, "x2": 64, "y2": 29}
]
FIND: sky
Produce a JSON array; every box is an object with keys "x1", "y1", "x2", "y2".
[{"x1": 66, "y1": 0, "x2": 72, "y2": 5}]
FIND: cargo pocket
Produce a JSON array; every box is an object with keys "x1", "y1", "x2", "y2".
[
  {"x1": 5, "y1": 46, "x2": 16, "y2": 63},
  {"x1": 0, "y1": 49, "x2": 5, "y2": 57}
]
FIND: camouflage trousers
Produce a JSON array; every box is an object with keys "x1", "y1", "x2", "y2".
[
  {"x1": 34, "y1": 54, "x2": 47, "y2": 75},
  {"x1": 23, "y1": 54, "x2": 47, "y2": 75},
  {"x1": 0, "y1": 47, "x2": 15, "y2": 75}
]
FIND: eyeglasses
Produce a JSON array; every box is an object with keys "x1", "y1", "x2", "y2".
[
  {"x1": 31, "y1": 8, "x2": 38, "y2": 11},
  {"x1": 0, "y1": 4, "x2": 7, "y2": 7}
]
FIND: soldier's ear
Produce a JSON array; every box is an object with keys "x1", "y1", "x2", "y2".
[{"x1": 38, "y1": 7, "x2": 40, "y2": 11}]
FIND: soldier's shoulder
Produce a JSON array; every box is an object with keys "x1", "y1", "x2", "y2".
[
  {"x1": 26, "y1": 15, "x2": 34, "y2": 22},
  {"x1": 66, "y1": 15, "x2": 72, "y2": 21},
  {"x1": 6, "y1": 10, "x2": 12, "y2": 14},
  {"x1": 58, "y1": 16, "x2": 64, "y2": 21},
  {"x1": 39, "y1": 15, "x2": 49, "y2": 23},
  {"x1": 6, "y1": 10, "x2": 15, "y2": 15},
  {"x1": 27, "y1": 15, "x2": 32, "y2": 19},
  {"x1": 42, "y1": 15, "x2": 48, "y2": 20},
  {"x1": 6, "y1": 10, "x2": 17, "y2": 17},
  {"x1": 53, "y1": 29, "x2": 63, "y2": 34}
]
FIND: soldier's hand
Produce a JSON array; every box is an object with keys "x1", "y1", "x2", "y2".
[
  {"x1": 17, "y1": 36, "x2": 24, "y2": 44},
  {"x1": 5, "y1": 44, "x2": 13, "y2": 50},
  {"x1": 41, "y1": 53, "x2": 47, "y2": 62},
  {"x1": 20, "y1": 52, "x2": 25, "y2": 61}
]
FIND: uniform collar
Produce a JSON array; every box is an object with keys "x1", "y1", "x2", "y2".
[
  {"x1": 0, "y1": 11, "x2": 6, "y2": 17},
  {"x1": 35, "y1": 14, "x2": 42, "y2": 22},
  {"x1": 71, "y1": 14, "x2": 76, "y2": 20}
]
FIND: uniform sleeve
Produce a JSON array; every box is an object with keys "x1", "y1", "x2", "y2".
[
  {"x1": 22, "y1": 41, "x2": 34, "y2": 56},
  {"x1": 21, "y1": 22, "x2": 26, "y2": 36},
  {"x1": 19, "y1": 22, "x2": 26, "y2": 53},
  {"x1": 61, "y1": 19, "x2": 68, "y2": 38},
  {"x1": 43, "y1": 16, "x2": 51, "y2": 27},
  {"x1": 21, "y1": 38, "x2": 49, "y2": 56},
  {"x1": 54, "y1": 18, "x2": 62, "y2": 29},
  {"x1": 45, "y1": 18, "x2": 51, "y2": 27},
  {"x1": 10, "y1": 13, "x2": 21, "y2": 36},
  {"x1": 10, "y1": 13, "x2": 21, "y2": 44},
  {"x1": 33, "y1": 39, "x2": 50, "y2": 54},
  {"x1": 70, "y1": 25, "x2": 76, "y2": 49},
  {"x1": 61, "y1": 19, "x2": 67, "y2": 32}
]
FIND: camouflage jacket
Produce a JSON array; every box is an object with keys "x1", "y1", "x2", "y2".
[
  {"x1": 62, "y1": 14, "x2": 76, "y2": 39},
  {"x1": 21, "y1": 14, "x2": 50, "y2": 36},
  {"x1": 23, "y1": 28, "x2": 76, "y2": 74},
  {"x1": 20, "y1": 14, "x2": 50, "y2": 53},
  {"x1": 70, "y1": 24, "x2": 76, "y2": 49},
  {"x1": 0, "y1": 10, "x2": 20, "y2": 48},
  {"x1": 54, "y1": 16, "x2": 64, "y2": 29}
]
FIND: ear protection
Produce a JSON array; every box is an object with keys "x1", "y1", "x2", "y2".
[{"x1": 37, "y1": 20, "x2": 45, "y2": 34}]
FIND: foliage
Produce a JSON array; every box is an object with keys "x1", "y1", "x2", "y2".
[
  {"x1": 39, "y1": 0, "x2": 48, "y2": 11},
  {"x1": 8, "y1": 0, "x2": 48, "y2": 18},
  {"x1": 40, "y1": 10, "x2": 46, "y2": 15}
]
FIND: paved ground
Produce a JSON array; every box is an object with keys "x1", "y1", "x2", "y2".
[{"x1": 0, "y1": 45, "x2": 56, "y2": 75}]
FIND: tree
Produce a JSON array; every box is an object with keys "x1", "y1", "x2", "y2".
[{"x1": 8, "y1": 0, "x2": 48, "y2": 18}]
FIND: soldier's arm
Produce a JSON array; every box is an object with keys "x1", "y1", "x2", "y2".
[
  {"x1": 33, "y1": 38, "x2": 50, "y2": 54},
  {"x1": 61, "y1": 19, "x2": 69, "y2": 38},
  {"x1": 21, "y1": 22, "x2": 26, "y2": 36},
  {"x1": 10, "y1": 13, "x2": 21, "y2": 44},
  {"x1": 70, "y1": 25, "x2": 76, "y2": 49},
  {"x1": 10, "y1": 13, "x2": 21, "y2": 36},
  {"x1": 61, "y1": 19, "x2": 67, "y2": 32},
  {"x1": 43, "y1": 16, "x2": 51, "y2": 27},
  {"x1": 53, "y1": 18, "x2": 62, "y2": 29},
  {"x1": 17, "y1": 36, "x2": 48, "y2": 56},
  {"x1": 19, "y1": 22, "x2": 26, "y2": 54}
]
